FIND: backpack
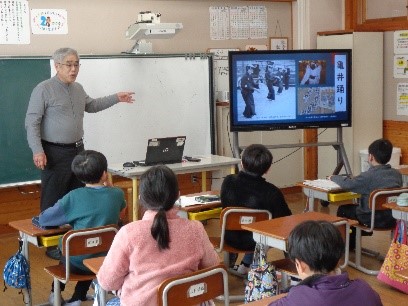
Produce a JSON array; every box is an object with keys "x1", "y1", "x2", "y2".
[{"x1": 3, "y1": 239, "x2": 30, "y2": 294}]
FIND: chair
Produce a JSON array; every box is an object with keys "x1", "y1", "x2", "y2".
[
  {"x1": 349, "y1": 187, "x2": 408, "y2": 275},
  {"x1": 157, "y1": 264, "x2": 230, "y2": 306},
  {"x1": 44, "y1": 225, "x2": 118, "y2": 306},
  {"x1": 209, "y1": 207, "x2": 273, "y2": 271},
  {"x1": 209, "y1": 207, "x2": 272, "y2": 301}
]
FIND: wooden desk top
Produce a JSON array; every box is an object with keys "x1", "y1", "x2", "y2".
[
  {"x1": 237, "y1": 293, "x2": 288, "y2": 305},
  {"x1": 9, "y1": 218, "x2": 71, "y2": 237},
  {"x1": 242, "y1": 212, "x2": 347, "y2": 241},
  {"x1": 383, "y1": 202, "x2": 408, "y2": 213},
  {"x1": 178, "y1": 190, "x2": 221, "y2": 212},
  {"x1": 83, "y1": 256, "x2": 105, "y2": 274}
]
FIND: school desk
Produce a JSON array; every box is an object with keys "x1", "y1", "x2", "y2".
[
  {"x1": 8, "y1": 219, "x2": 71, "y2": 306},
  {"x1": 383, "y1": 202, "x2": 408, "y2": 222},
  {"x1": 241, "y1": 212, "x2": 352, "y2": 270},
  {"x1": 297, "y1": 182, "x2": 361, "y2": 212},
  {"x1": 108, "y1": 155, "x2": 240, "y2": 221}
]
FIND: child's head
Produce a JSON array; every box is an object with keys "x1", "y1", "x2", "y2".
[
  {"x1": 139, "y1": 165, "x2": 179, "y2": 211},
  {"x1": 288, "y1": 220, "x2": 344, "y2": 275},
  {"x1": 71, "y1": 150, "x2": 107, "y2": 184},
  {"x1": 241, "y1": 144, "x2": 273, "y2": 176},
  {"x1": 368, "y1": 138, "x2": 393, "y2": 165},
  {"x1": 139, "y1": 165, "x2": 179, "y2": 251}
]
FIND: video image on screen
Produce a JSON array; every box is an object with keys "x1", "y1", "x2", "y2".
[{"x1": 229, "y1": 49, "x2": 351, "y2": 132}]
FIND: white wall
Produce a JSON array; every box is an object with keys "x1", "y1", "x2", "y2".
[
  {"x1": 1, "y1": 0, "x2": 348, "y2": 187},
  {"x1": 0, "y1": 0, "x2": 292, "y2": 56}
]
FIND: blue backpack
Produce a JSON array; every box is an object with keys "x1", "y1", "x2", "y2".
[{"x1": 3, "y1": 240, "x2": 30, "y2": 294}]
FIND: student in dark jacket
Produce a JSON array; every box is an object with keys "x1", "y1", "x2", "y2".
[{"x1": 221, "y1": 144, "x2": 292, "y2": 274}]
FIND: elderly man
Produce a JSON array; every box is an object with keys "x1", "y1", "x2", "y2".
[{"x1": 25, "y1": 47, "x2": 134, "y2": 259}]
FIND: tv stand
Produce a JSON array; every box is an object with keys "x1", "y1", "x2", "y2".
[{"x1": 232, "y1": 127, "x2": 353, "y2": 177}]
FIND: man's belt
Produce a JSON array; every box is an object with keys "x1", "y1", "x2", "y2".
[{"x1": 42, "y1": 139, "x2": 83, "y2": 148}]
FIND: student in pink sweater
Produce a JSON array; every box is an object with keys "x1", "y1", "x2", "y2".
[{"x1": 97, "y1": 165, "x2": 220, "y2": 306}]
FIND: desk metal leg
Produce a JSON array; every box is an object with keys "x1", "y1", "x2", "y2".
[
  {"x1": 304, "y1": 189, "x2": 315, "y2": 212},
  {"x1": 20, "y1": 233, "x2": 32, "y2": 306},
  {"x1": 132, "y1": 178, "x2": 138, "y2": 221},
  {"x1": 340, "y1": 223, "x2": 350, "y2": 269}
]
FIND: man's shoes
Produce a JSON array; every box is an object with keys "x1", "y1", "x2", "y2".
[
  {"x1": 48, "y1": 292, "x2": 65, "y2": 305},
  {"x1": 46, "y1": 247, "x2": 61, "y2": 260}
]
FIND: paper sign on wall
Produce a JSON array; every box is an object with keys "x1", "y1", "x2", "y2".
[{"x1": 31, "y1": 9, "x2": 68, "y2": 34}]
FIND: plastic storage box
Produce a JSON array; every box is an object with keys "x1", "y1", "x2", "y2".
[{"x1": 359, "y1": 147, "x2": 401, "y2": 172}]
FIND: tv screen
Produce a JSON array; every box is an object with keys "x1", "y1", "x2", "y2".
[{"x1": 229, "y1": 49, "x2": 352, "y2": 131}]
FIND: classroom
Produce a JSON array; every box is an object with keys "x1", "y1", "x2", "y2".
[{"x1": 1, "y1": 0, "x2": 408, "y2": 305}]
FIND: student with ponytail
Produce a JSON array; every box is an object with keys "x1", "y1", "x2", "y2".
[{"x1": 97, "y1": 165, "x2": 220, "y2": 306}]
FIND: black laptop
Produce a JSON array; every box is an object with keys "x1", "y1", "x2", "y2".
[{"x1": 138, "y1": 136, "x2": 186, "y2": 166}]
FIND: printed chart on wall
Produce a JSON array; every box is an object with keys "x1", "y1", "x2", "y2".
[
  {"x1": 397, "y1": 83, "x2": 408, "y2": 115},
  {"x1": 393, "y1": 30, "x2": 408, "y2": 115},
  {"x1": 208, "y1": 48, "x2": 239, "y2": 102}
]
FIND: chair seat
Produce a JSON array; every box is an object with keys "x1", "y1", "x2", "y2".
[
  {"x1": 45, "y1": 264, "x2": 95, "y2": 282},
  {"x1": 270, "y1": 258, "x2": 298, "y2": 292},
  {"x1": 270, "y1": 258, "x2": 298, "y2": 277}
]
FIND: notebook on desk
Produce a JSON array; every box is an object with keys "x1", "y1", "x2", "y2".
[
  {"x1": 303, "y1": 179, "x2": 342, "y2": 191},
  {"x1": 137, "y1": 136, "x2": 186, "y2": 166}
]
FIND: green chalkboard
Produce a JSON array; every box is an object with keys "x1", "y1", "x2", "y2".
[{"x1": 0, "y1": 57, "x2": 51, "y2": 186}]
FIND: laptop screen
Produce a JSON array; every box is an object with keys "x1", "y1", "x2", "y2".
[{"x1": 143, "y1": 136, "x2": 186, "y2": 166}]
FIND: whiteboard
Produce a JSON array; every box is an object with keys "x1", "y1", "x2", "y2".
[{"x1": 51, "y1": 55, "x2": 214, "y2": 165}]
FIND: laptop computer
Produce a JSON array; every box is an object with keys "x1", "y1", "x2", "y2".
[{"x1": 137, "y1": 136, "x2": 186, "y2": 166}]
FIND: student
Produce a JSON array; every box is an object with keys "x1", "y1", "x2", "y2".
[
  {"x1": 39, "y1": 150, "x2": 126, "y2": 306},
  {"x1": 97, "y1": 165, "x2": 220, "y2": 306},
  {"x1": 329, "y1": 138, "x2": 402, "y2": 248},
  {"x1": 268, "y1": 220, "x2": 383, "y2": 306},
  {"x1": 220, "y1": 144, "x2": 292, "y2": 274}
]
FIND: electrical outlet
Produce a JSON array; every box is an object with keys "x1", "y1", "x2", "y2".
[{"x1": 86, "y1": 237, "x2": 101, "y2": 247}]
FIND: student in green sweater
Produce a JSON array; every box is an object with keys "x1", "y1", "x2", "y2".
[{"x1": 39, "y1": 150, "x2": 126, "y2": 306}]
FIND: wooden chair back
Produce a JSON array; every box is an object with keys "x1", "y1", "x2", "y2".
[
  {"x1": 369, "y1": 187, "x2": 408, "y2": 211},
  {"x1": 220, "y1": 207, "x2": 272, "y2": 231},
  {"x1": 61, "y1": 224, "x2": 118, "y2": 281},
  {"x1": 157, "y1": 264, "x2": 229, "y2": 306}
]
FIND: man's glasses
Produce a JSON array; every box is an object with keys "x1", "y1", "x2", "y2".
[{"x1": 59, "y1": 63, "x2": 81, "y2": 69}]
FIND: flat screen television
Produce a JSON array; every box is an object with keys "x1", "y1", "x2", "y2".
[{"x1": 229, "y1": 49, "x2": 352, "y2": 131}]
